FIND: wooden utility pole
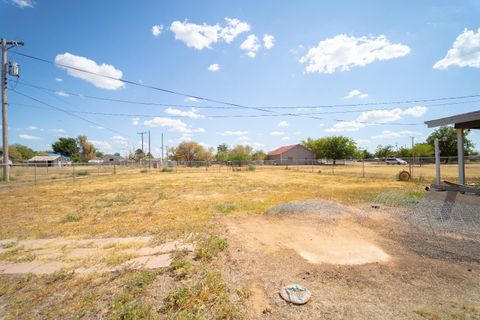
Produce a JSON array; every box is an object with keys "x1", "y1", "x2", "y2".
[{"x1": 2, "y1": 38, "x2": 24, "y2": 182}]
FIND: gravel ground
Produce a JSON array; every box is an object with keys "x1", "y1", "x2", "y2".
[{"x1": 266, "y1": 200, "x2": 352, "y2": 217}]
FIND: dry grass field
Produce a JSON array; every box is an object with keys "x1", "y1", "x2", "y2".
[{"x1": 0, "y1": 169, "x2": 479, "y2": 319}]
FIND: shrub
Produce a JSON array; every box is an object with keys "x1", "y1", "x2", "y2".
[
  {"x1": 140, "y1": 169, "x2": 148, "y2": 173},
  {"x1": 247, "y1": 164, "x2": 256, "y2": 171},
  {"x1": 60, "y1": 214, "x2": 81, "y2": 223},
  {"x1": 75, "y1": 170, "x2": 89, "y2": 177},
  {"x1": 195, "y1": 236, "x2": 229, "y2": 261},
  {"x1": 161, "y1": 166, "x2": 173, "y2": 172}
]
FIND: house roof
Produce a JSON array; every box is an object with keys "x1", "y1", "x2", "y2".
[
  {"x1": 28, "y1": 155, "x2": 63, "y2": 162},
  {"x1": 425, "y1": 110, "x2": 480, "y2": 129},
  {"x1": 267, "y1": 144, "x2": 299, "y2": 156}
]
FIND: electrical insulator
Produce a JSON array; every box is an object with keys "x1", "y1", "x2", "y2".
[{"x1": 8, "y1": 61, "x2": 20, "y2": 77}]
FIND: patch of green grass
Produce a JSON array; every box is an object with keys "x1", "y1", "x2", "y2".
[
  {"x1": 112, "y1": 296, "x2": 155, "y2": 320},
  {"x1": 75, "y1": 170, "x2": 90, "y2": 177},
  {"x1": 60, "y1": 213, "x2": 81, "y2": 223},
  {"x1": 215, "y1": 203, "x2": 236, "y2": 214},
  {"x1": 195, "y1": 236, "x2": 229, "y2": 261},
  {"x1": 163, "y1": 271, "x2": 240, "y2": 319},
  {"x1": 170, "y1": 258, "x2": 191, "y2": 280},
  {"x1": 127, "y1": 270, "x2": 158, "y2": 290},
  {"x1": 248, "y1": 164, "x2": 256, "y2": 171},
  {"x1": 157, "y1": 193, "x2": 167, "y2": 201},
  {"x1": 161, "y1": 166, "x2": 173, "y2": 172}
]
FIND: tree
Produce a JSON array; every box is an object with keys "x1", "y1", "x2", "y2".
[
  {"x1": 77, "y1": 135, "x2": 96, "y2": 161},
  {"x1": 1, "y1": 144, "x2": 36, "y2": 162},
  {"x1": 171, "y1": 142, "x2": 206, "y2": 162},
  {"x1": 133, "y1": 149, "x2": 145, "y2": 161},
  {"x1": 52, "y1": 137, "x2": 79, "y2": 157},
  {"x1": 95, "y1": 150, "x2": 104, "y2": 158},
  {"x1": 374, "y1": 145, "x2": 395, "y2": 159},
  {"x1": 396, "y1": 146, "x2": 412, "y2": 158},
  {"x1": 426, "y1": 126, "x2": 474, "y2": 157},
  {"x1": 412, "y1": 143, "x2": 434, "y2": 157},
  {"x1": 303, "y1": 136, "x2": 357, "y2": 164},
  {"x1": 252, "y1": 150, "x2": 266, "y2": 161},
  {"x1": 228, "y1": 145, "x2": 253, "y2": 162},
  {"x1": 216, "y1": 144, "x2": 229, "y2": 161}
]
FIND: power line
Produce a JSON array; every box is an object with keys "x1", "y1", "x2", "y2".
[
  {"x1": 10, "y1": 89, "x2": 135, "y2": 140},
  {"x1": 15, "y1": 79, "x2": 480, "y2": 110}
]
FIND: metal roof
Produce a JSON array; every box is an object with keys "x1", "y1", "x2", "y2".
[
  {"x1": 424, "y1": 110, "x2": 480, "y2": 129},
  {"x1": 28, "y1": 155, "x2": 64, "y2": 162}
]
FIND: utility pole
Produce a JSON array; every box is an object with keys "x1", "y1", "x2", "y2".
[
  {"x1": 2, "y1": 38, "x2": 24, "y2": 182},
  {"x1": 137, "y1": 131, "x2": 147, "y2": 154},
  {"x1": 148, "y1": 130, "x2": 151, "y2": 168}
]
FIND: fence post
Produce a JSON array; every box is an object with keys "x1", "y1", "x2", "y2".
[
  {"x1": 332, "y1": 160, "x2": 335, "y2": 175},
  {"x1": 34, "y1": 163, "x2": 37, "y2": 185},
  {"x1": 72, "y1": 163, "x2": 75, "y2": 181},
  {"x1": 113, "y1": 164, "x2": 116, "y2": 175},
  {"x1": 362, "y1": 159, "x2": 365, "y2": 178}
]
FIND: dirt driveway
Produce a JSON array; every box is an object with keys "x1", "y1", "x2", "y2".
[{"x1": 221, "y1": 199, "x2": 480, "y2": 319}]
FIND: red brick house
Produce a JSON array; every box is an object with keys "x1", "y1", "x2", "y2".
[{"x1": 266, "y1": 144, "x2": 316, "y2": 164}]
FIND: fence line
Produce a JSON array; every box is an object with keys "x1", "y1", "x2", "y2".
[{"x1": 1, "y1": 156, "x2": 479, "y2": 187}]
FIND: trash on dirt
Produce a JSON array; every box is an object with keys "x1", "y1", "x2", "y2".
[
  {"x1": 279, "y1": 284, "x2": 311, "y2": 305},
  {"x1": 371, "y1": 204, "x2": 380, "y2": 209}
]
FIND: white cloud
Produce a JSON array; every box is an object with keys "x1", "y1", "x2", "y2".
[
  {"x1": 300, "y1": 34, "x2": 410, "y2": 74},
  {"x1": 112, "y1": 135, "x2": 128, "y2": 146},
  {"x1": 54, "y1": 52, "x2": 124, "y2": 90},
  {"x1": 26, "y1": 125, "x2": 38, "y2": 130},
  {"x1": 132, "y1": 117, "x2": 140, "y2": 126},
  {"x1": 219, "y1": 18, "x2": 251, "y2": 43},
  {"x1": 55, "y1": 78, "x2": 63, "y2": 82},
  {"x1": 263, "y1": 34, "x2": 275, "y2": 49},
  {"x1": 344, "y1": 89, "x2": 368, "y2": 99},
  {"x1": 357, "y1": 108, "x2": 403, "y2": 124},
  {"x1": 19, "y1": 134, "x2": 40, "y2": 140},
  {"x1": 164, "y1": 107, "x2": 205, "y2": 119},
  {"x1": 218, "y1": 130, "x2": 248, "y2": 136},
  {"x1": 403, "y1": 106, "x2": 427, "y2": 117},
  {"x1": 434, "y1": 28, "x2": 480, "y2": 70},
  {"x1": 178, "y1": 135, "x2": 193, "y2": 142},
  {"x1": 372, "y1": 130, "x2": 421, "y2": 139},
  {"x1": 199, "y1": 142, "x2": 212, "y2": 149},
  {"x1": 55, "y1": 91, "x2": 69, "y2": 97},
  {"x1": 91, "y1": 140, "x2": 112, "y2": 151},
  {"x1": 237, "y1": 136, "x2": 250, "y2": 141},
  {"x1": 271, "y1": 131, "x2": 285, "y2": 136},
  {"x1": 170, "y1": 17, "x2": 249, "y2": 50},
  {"x1": 144, "y1": 117, "x2": 205, "y2": 134},
  {"x1": 11, "y1": 0, "x2": 34, "y2": 8},
  {"x1": 319, "y1": 123, "x2": 325, "y2": 127},
  {"x1": 48, "y1": 128, "x2": 65, "y2": 133},
  {"x1": 240, "y1": 34, "x2": 261, "y2": 58},
  {"x1": 185, "y1": 97, "x2": 200, "y2": 103},
  {"x1": 151, "y1": 24, "x2": 164, "y2": 37},
  {"x1": 281, "y1": 136, "x2": 290, "y2": 141},
  {"x1": 278, "y1": 121, "x2": 288, "y2": 127},
  {"x1": 250, "y1": 142, "x2": 265, "y2": 149},
  {"x1": 325, "y1": 121, "x2": 365, "y2": 132},
  {"x1": 208, "y1": 64, "x2": 220, "y2": 72}
]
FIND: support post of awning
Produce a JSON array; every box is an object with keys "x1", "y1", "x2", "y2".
[{"x1": 456, "y1": 128, "x2": 465, "y2": 185}]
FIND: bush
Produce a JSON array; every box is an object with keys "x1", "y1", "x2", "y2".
[
  {"x1": 60, "y1": 214, "x2": 81, "y2": 223},
  {"x1": 195, "y1": 236, "x2": 229, "y2": 261},
  {"x1": 75, "y1": 170, "x2": 89, "y2": 177},
  {"x1": 161, "y1": 166, "x2": 173, "y2": 172},
  {"x1": 247, "y1": 164, "x2": 256, "y2": 171}
]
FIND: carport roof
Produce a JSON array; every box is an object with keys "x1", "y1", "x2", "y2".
[{"x1": 425, "y1": 110, "x2": 480, "y2": 129}]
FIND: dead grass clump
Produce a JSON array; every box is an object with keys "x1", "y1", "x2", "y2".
[
  {"x1": 215, "y1": 202, "x2": 237, "y2": 214},
  {"x1": 0, "y1": 245, "x2": 36, "y2": 262},
  {"x1": 60, "y1": 213, "x2": 81, "y2": 223}
]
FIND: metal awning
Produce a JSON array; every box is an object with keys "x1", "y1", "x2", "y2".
[{"x1": 425, "y1": 110, "x2": 480, "y2": 129}]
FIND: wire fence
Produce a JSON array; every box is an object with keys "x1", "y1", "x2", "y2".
[{"x1": 1, "y1": 156, "x2": 479, "y2": 187}]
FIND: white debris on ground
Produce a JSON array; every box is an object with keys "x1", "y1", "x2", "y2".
[{"x1": 0, "y1": 236, "x2": 195, "y2": 275}]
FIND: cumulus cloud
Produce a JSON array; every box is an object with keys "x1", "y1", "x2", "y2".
[
  {"x1": 434, "y1": 28, "x2": 480, "y2": 69},
  {"x1": 164, "y1": 107, "x2": 205, "y2": 119},
  {"x1": 11, "y1": 0, "x2": 34, "y2": 8},
  {"x1": 240, "y1": 34, "x2": 261, "y2": 58},
  {"x1": 263, "y1": 34, "x2": 275, "y2": 49},
  {"x1": 324, "y1": 106, "x2": 427, "y2": 132},
  {"x1": 144, "y1": 117, "x2": 205, "y2": 134},
  {"x1": 372, "y1": 130, "x2": 422, "y2": 139},
  {"x1": 403, "y1": 106, "x2": 427, "y2": 117},
  {"x1": 237, "y1": 136, "x2": 249, "y2": 142},
  {"x1": 300, "y1": 34, "x2": 410, "y2": 74},
  {"x1": 151, "y1": 24, "x2": 164, "y2": 37},
  {"x1": 218, "y1": 130, "x2": 248, "y2": 136},
  {"x1": 19, "y1": 134, "x2": 40, "y2": 140},
  {"x1": 208, "y1": 63, "x2": 220, "y2": 72},
  {"x1": 278, "y1": 121, "x2": 288, "y2": 127},
  {"x1": 91, "y1": 140, "x2": 112, "y2": 151},
  {"x1": 48, "y1": 128, "x2": 65, "y2": 133},
  {"x1": 344, "y1": 89, "x2": 368, "y2": 99},
  {"x1": 55, "y1": 78, "x2": 63, "y2": 82},
  {"x1": 26, "y1": 125, "x2": 38, "y2": 130},
  {"x1": 185, "y1": 97, "x2": 200, "y2": 103},
  {"x1": 132, "y1": 117, "x2": 140, "y2": 126},
  {"x1": 55, "y1": 91, "x2": 69, "y2": 97},
  {"x1": 55, "y1": 53, "x2": 124, "y2": 90},
  {"x1": 112, "y1": 135, "x2": 128, "y2": 146},
  {"x1": 170, "y1": 17, "x2": 250, "y2": 50},
  {"x1": 271, "y1": 131, "x2": 285, "y2": 136}
]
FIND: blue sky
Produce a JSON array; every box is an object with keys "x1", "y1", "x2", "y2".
[{"x1": 1, "y1": 0, "x2": 480, "y2": 157}]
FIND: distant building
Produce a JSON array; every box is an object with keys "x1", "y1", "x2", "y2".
[
  {"x1": 266, "y1": 144, "x2": 316, "y2": 164},
  {"x1": 102, "y1": 154, "x2": 126, "y2": 164},
  {"x1": 27, "y1": 155, "x2": 69, "y2": 166}
]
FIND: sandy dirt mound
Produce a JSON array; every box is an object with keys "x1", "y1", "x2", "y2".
[{"x1": 227, "y1": 212, "x2": 390, "y2": 266}]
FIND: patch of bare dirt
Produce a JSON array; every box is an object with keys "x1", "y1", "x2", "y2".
[{"x1": 220, "y1": 200, "x2": 480, "y2": 319}]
